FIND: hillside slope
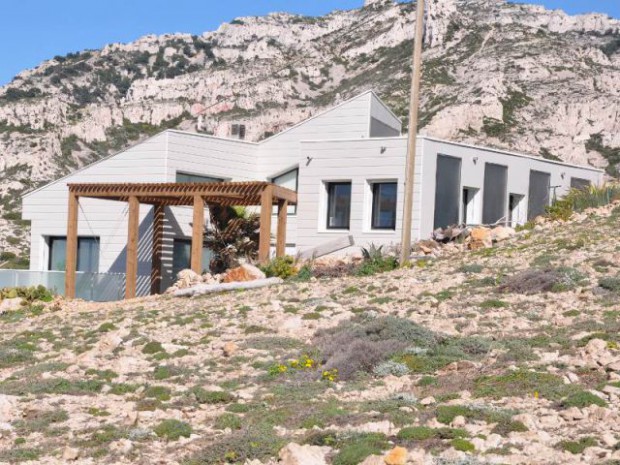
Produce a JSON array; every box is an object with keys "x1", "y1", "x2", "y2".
[
  {"x1": 2, "y1": 204, "x2": 620, "y2": 463},
  {"x1": 1, "y1": 0, "x2": 620, "y2": 259}
]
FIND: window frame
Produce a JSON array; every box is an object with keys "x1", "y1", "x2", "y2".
[
  {"x1": 370, "y1": 181, "x2": 397, "y2": 230},
  {"x1": 325, "y1": 181, "x2": 352, "y2": 230},
  {"x1": 271, "y1": 168, "x2": 299, "y2": 215},
  {"x1": 48, "y1": 236, "x2": 100, "y2": 273}
]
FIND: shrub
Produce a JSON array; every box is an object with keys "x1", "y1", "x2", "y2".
[
  {"x1": 498, "y1": 267, "x2": 587, "y2": 295},
  {"x1": 599, "y1": 276, "x2": 620, "y2": 292},
  {"x1": 214, "y1": 413, "x2": 242, "y2": 430},
  {"x1": 451, "y1": 438, "x2": 475, "y2": 452},
  {"x1": 332, "y1": 433, "x2": 389, "y2": 465},
  {"x1": 0, "y1": 286, "x2": 53, "y2": 303},
  {"x1": 491, "y1": 420, "x2": 528, "y2": 436},
  {"x1": 191, "y1": 387, "x2": 234, "y2": 404},
  {"x1": 558, "y1": 437, "x2": 598, "y2": 454},
  {"x1": 561, "y1": 391, "x2": 607, "y2": 408},
  {"x1": 397, "y1": 426, "x2": 435, "y2": 440},
  {"x1": 314, "y1": 316, "x2": 440, "y2": 380},
  {"x1": 142, "y1": 341, "x2": 164, "y2": 354},
  {"x1": 373, "y1": 361, "x2": 410, "y2": 377},
  {"x1": 474, "y1": 370, "x2": 578, "y2": 401},
  {"x1": 261, "y1": 256, "x2": 297, "y2": 279},
  {"x1": 144, "y1": 385, "x2": 171, "y2": 401},
  {"x1": 356, "y1": 244, "x2": 399, "y2": 276},
  {"x1": 153, "y1": 419, "x2": 192, "y2": 440}
]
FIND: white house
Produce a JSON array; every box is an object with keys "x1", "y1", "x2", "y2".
[{"x1": 20, "y1": 91, "x2": 603, "y2": 299}]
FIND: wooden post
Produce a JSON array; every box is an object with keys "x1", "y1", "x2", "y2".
[
  {"x1": 276, "y1": 199, "x2": 288, "y2": 258},
  {"x1": 65, "y1": 192, "x2": 79, "y2": 299},
  {"x1": 400, "y1": 0, "x2": 426, "y2": 266},
  {"x1": 126, "y1": 196, "x2": 139, "y2": 299},
  {"x1": 191, "y1": 195, "x2": 205, "y2": 274},
  {"x1": 259, "y1": 185, "x2": 273, "y2": 264},
  {"x1": 150, "y1": 204, "x2": 164, "y2": 295}
]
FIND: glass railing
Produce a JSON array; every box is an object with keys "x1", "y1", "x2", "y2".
[{"x1": 0, "y1": 270, "x2": 127, "y2": 302}]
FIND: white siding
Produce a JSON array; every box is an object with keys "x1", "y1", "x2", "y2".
[
  {"x1": 257, "y1": 92, "x2": 373, "y2": 179},
  {"x1": 296, "y1": 137, "x2": 423, "y2": 254},
  {"x1": 22, "y1": 133, "x2": 169, "y2": 294}
]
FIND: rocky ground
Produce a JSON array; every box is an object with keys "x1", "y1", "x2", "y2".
[{"x1": 3, "y1": 206, "x2": 620, "y2": 464}]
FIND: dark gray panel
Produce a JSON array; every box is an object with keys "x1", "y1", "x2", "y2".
[
  {"x1": 434, "y1": 155, "x2": 462, "y2": 229},
  {"x1": 571, "y1": 177, "x2": 591, "y2": 191},
  {"x1": 369, "y1": 117, "x2": 400, "y2": 138},
  {"x1": 482, "y1": 163, "x2": 508, "y2": 224},
  {"x1": 528, "y1": 170, "x2": 551, "y2": 220}
]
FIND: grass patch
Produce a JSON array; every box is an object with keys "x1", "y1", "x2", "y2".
[
  {"x1": 474, "y1": 370, "x2": 579, "y2": 401},
  {"x1": 153, "y1": 419, "x2": 192, "y2": 440}
]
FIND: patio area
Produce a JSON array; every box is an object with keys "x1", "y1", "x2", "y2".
[{"x1": 65, "y1": 181, "x2": 298, "y2": 300}]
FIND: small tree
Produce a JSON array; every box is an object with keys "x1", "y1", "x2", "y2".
[{"x1": 204, "y1": 205, "x2": 260, "y2": 273}]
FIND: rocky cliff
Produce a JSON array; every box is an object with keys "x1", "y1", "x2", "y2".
[{"x1": 1, "y1": 0, "x2": 620, "y2": 261}]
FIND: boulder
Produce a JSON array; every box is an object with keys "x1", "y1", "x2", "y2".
[
  {"x1": 278, "y1": 443, "x2": 329, "y2": 465},
  {"x1": 223, "y1": 342, "x2": 239, "y2": 357},
  {"x1": 491, "y1": 226, "x2": 516, "y2": 242},
  {"x1": 384, "y1": 446, "x2": 407, "y2": 465},
  {"x1": 0, "y1": 297, "x2": 23, "y2": 313},
  {"x1": 360, "y1": 456, "x2": 384, "y2": 465},
  {"x1": 468, "y1": 227, "x2": 492, "y2": 249},
  {"x1": 0, "y1": 395, "x2": 18, "y2": 423},
  {"x1": 175, "y1": 269, "x2": 203, "y2": 289},
  {"x1": 222, "y1": 264, "x2": 266, "y2": 283},
  {"x1": 63, "y1": 447, "x2": 80, "y2": 461}
]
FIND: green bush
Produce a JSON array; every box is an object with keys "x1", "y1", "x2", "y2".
[
  {"x1": 261, "y1": 256, "x2": 297, "y2": 279},
  {"x1": 191, "y1": 387, "x2": 234, "y2": 404},
  {"x1": 561, "y1": 391, "x2": 607, "y2": 408},
  {"x1": 332, "y1": 433, "x2": 389, "y2": 465},
  {"x1": 451, "y1": 438, "x2": 475, "y2": 452},
  {"x1": 356, "y1": 244, "x2": 398, "y2": 276},
  {"x1": 153, "y1": 419, "x2": 192, "y2": 440},
  {"x1": 599, "y1": 276, "x2": 620, "y2": 292},
  {"x1": 142, "y1": 341, "x2": 164, "y2": 354},
  {"x1": 214, "y1": 413, "x2": 242, "y2": 430},
  {"x1": 558, "y1": 437, "x2": 598, "y2": 454},
  {"x1": 397, "y1": 426, "x2": 435, "y2": 440},
  {"x1": 0, "y1": 286, "x2": 53, "y2": 303},
  {"x1": 474, "y1": 370, "x2": 578, "y2": 401}
]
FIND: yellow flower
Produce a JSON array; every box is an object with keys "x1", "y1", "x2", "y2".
[{"x1": 289, "y1": 359, "x2": 299, "y2": 368}]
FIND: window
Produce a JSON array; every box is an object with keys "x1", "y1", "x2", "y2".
[
  {"x1": 231, "y1": 124, "x2": 246, "y2": 140},
  {"x1": 48, "y1": 236, "x2": 99, "y2": 272},
  {"x1": 571, "y1": 178, "x2": 591, "y2": 191},
  {"x1": 172, "y1": 239, "x2": 213, "y2": 276},
  {"x1": 371, "y1": 182, "x2": 397, "y2": 230},
  {"x1": 326, "y1": 182, "x2": 352, "y2": 229},
  {"x1": 176, "y1": 172, "x2": 225, "y2": 184},
  {"x1": 271, "y1": 168, "x2": 298, "y2": 215}
]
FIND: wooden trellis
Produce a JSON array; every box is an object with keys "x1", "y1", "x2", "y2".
[{"x1": 65, "y1": 181, "x2": 297, "y2": 300}]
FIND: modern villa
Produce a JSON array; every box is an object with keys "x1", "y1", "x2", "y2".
[{"x1": 20, "y1": 91, "x2": 603, "y2": 299}]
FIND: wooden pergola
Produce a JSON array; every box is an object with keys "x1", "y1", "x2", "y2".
[{"x1": 65, "y1": 181, "x2": 297, "y2": 300}]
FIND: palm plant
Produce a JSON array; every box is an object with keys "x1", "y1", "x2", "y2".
[{"x1": 203, "y1": 205, "x2": 260, "y2": 273}]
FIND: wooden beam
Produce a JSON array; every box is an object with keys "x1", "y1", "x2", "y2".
[
  {"x1": 126, "y1": 196, "x2": 140, "y2": 299},
  {"x1": 191, "y1": 195, "x2": 205, "y2": 274},
  {"x1": 272, "y1": 185, "x2": 298, "y2": 204},
  {"x1": 276, "y1": 199, "x2": 288, "y2": 258},
  {"x1": 65, "y1": 193, "x2": 79, "y2": 299},
  {"x1": 259, "y1": 185, "x2": 273, "y2": 264},
  {"x1": 150, "y1": 205, "x2": 165, "y2": 295}
]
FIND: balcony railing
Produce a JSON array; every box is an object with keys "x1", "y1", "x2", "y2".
[{"x1": 0, "y1": 270, "x2": 127, "y2": 302}]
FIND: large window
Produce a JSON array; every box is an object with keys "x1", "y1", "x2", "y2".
[
  {"x1": 271, "y1": 168, "x2": 298, "y2": 215},
  {"x1": 172, "y1": 239, "x2": 213, "y2": 276},
  {"x1": 176, "y1": 172, "x2": 226, "y2": 184},
  {"x1": 48, "y1": 237, "x2": 99, "y2": 272},
  {"x1": 326, "y1": 182, "x2": 352, "y2": 230},
  {"x1": 371, "y1": 182, "x2": 397, "y2": 230}
]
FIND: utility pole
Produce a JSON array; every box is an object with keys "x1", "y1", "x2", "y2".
[{"x1": 400, "y1": 0, "x2": 426, "y2": 266}]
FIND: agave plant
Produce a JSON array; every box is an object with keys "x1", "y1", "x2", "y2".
[{"x1": 203, "y1": 205, "x2": 260, "y2": 273}]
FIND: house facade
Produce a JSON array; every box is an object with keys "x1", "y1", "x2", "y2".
[{"x1": 21, "y1": 91, "x2": 603, "y2": 297}]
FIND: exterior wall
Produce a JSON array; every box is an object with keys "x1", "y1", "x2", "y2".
[
  {"x1": 296, "y1": 137, "x2": 423, "y2": 254},
  {"x1": 160, "y1": 131, "x2": 260, "y2": 288},
  {"x1": 418, "y1": 137, "x2": 604, "y2": 239},
  {"x1": 22, "y1": 133, "x2": 170, "y2": 296}
]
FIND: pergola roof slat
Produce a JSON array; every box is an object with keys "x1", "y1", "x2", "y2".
[{"x1": 68, "y1": 181, "x2": 297, "y2": 206}]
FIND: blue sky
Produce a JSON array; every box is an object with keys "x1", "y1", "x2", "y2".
[{"x1": 0, "y1": 0, "x2": 618, "y2": 86}]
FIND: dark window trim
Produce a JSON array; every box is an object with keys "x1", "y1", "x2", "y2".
[
  {"x1": 326, "y1": 181, "x2": 352, "y2": 230},
  {"x1": 371, "y1": 182, "x2": 397, "y2": 230},
  {"x1": 48, "y1": 235, "x2": 100, "y2": 272},
  {"x1": 271, "y1": 168, "x2": 299, "y2": 215}
]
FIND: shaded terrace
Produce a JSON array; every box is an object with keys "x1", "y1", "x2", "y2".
[{"x1": 65, "y1": 181, "x2": 297, "y2": 300}]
